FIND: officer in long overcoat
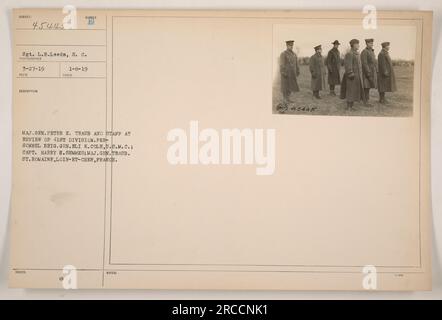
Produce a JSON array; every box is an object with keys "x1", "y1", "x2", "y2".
[
  {"x1": 279, "y1": 40, "x2": 300, "y2": 103},
  {"x1": 309, "y1": 45, "x2": 326, "y2": 99},
  {"x1": 326, "y1": 40, "x2": 341, "y2": 95},
  {"x1": 340, "y1": 39, "x2": 364, "y2": 110},
  {"x1": 360, "y1": 38, "x2": 378, "y2": 105},
  {"x1": 377, "y1": 42, "x2": 397, "y2": 104}
]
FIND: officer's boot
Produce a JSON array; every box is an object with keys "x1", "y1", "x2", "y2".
[
  {"x1": 379, "y1": 92, "x2": 385, "y2": 104},
  {"x1": 364, "y1": 88, "x2": 372, "y2": 107},
  {"x1": 314, "y1": 91, "x2": 321, "y2": 99}
]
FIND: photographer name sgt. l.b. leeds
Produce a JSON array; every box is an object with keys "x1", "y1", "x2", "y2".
[{"x1": 273, "y1": 25, "x2": 415, "y2": 117}]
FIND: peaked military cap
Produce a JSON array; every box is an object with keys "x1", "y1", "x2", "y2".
[{"x1": 349, "y1": 39, "x2": 359, "y2": 46}]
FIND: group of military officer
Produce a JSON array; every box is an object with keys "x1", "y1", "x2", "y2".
[{"x1": 279, "y1": 39, "x2": 397, "y2": 110}]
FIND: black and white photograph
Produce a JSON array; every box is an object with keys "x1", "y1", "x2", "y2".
[
  {"x1": 273, "y1": 23, "x2": 417, "y2": 116},
  {"x1": 1, "y1": 3, "x2": 440, "y2": 301}
]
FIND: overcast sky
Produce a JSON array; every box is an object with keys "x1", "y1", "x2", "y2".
[{"x1": 273, "y1": 23, "x2": 417, "y2": 60}]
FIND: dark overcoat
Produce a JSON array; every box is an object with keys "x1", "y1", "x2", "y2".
[
  {"x1": 279, "y1": 49, "x2": 300, "y2": 95},
  {"x1": 326, "y1": 47, "x2": 341, "y2": 85},
  {"x1": 340, "y1": 50, "x2": 364, "y2": 102},
  {"x1": 377, "y1": 49, "x2": 397, "y2": 92},
  {"x1": 361, "y1": 47, "x2": 378, "y2": 89},
  {"x1": 309, "y1": 53, "x2": 326, "y2": 91}
]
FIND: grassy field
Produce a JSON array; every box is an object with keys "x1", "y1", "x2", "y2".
[{"x1": 272, "y1": 64, "x2": 414, "y2": 117}]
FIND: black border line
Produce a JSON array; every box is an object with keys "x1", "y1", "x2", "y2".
[{"x1": 101, "y1": 14, "x2": 108, "y2": 288}]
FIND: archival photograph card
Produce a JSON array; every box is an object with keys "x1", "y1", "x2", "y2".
[{"x1": 9, "y1": 9, "x2": 432, "y2": 290}]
